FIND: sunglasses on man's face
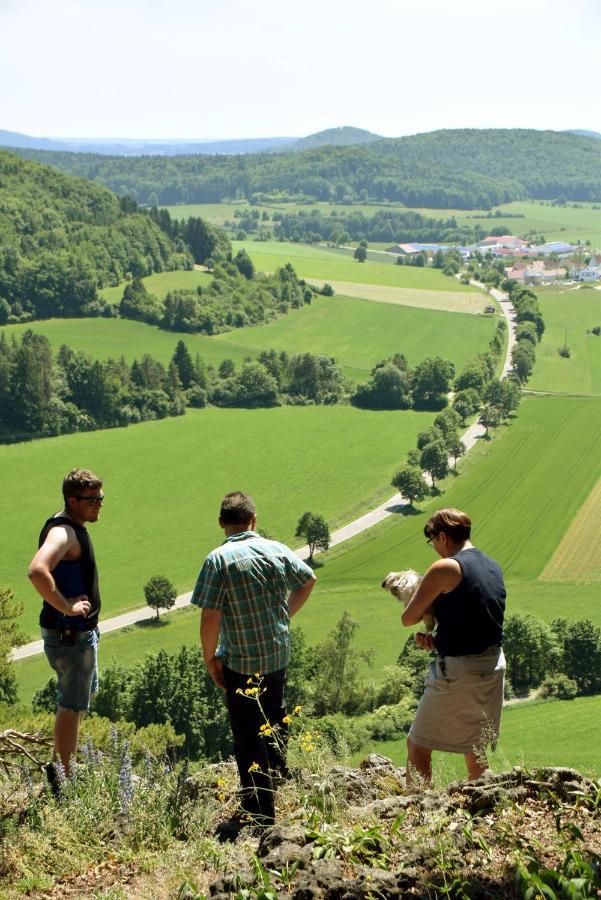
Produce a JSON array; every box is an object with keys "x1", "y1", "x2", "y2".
[{"x1": 74, "y1": 494, "x2": 105, "y2": 505}]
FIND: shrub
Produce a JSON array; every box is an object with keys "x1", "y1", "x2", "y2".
[{"x1": 540, "y1": 674, "x2": 578, "y2": 700}]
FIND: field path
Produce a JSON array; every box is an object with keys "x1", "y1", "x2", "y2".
[{"x1": 11, "y1": 285, "x2": 516, "y2": 662}]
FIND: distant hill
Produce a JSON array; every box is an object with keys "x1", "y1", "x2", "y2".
[
  {"x1": 9, "y1": 128, "x2": 601, "y2": 208},
  {"x1": 566, "y1": 129, "x2": 601, "y2": 140},
  {"x1": 288, "y1": 126, "x2": 382, "y2": 151},
  {"x1": 0, "y1": 129, "x2": 297, "y2": 156}
]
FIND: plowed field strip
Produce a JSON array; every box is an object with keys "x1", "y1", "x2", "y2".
[{"x1": 540, "y1": 477, "x2": 601, "y2": 581}]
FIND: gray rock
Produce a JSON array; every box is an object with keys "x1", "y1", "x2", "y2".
[
  {"x1": 262, "y1": 841, "x2": 311, "y2": 870},
  {"x1": 258, "y1": 822, "x2": 308, "y2": 856}
]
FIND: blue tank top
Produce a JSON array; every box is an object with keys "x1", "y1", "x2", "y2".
[{"x1": 432, "y1": 547, "x2": 505, "y2": 657}]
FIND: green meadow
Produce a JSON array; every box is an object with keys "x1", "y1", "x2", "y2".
[
  {"x1": 99, "y1": 268, "x2": 212, "y2": 306},
  {"x1": 2, "y1": 405, "x2": 436, "y2": 636},
  {"x1": 351, "y1": 696, "x2": 601, "y2": 778},
  {"x1": 163, "y1": 200, "x2": 601, "y2": 246},
  {"x1": 2, "y1": 293, "x2": 497, "y2": 385},
  {"x1": 230, "y1": 240, "x2": 478, "y2": 291},
  {"x1": 527, "y1": 286, "x2": 601, "y2": 395}
]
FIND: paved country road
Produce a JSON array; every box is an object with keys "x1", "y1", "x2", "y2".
[{"x1": 12, "y1": 285, "x2": 516, "y2": 662}]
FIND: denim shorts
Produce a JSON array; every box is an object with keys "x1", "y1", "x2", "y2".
[{"x1": 41, "y1": 627, "x2": 100, "y2": 712}]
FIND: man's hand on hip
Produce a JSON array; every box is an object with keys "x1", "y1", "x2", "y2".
[{"x1": 66, "y1": 595, "x2": 92, "y2": 617}]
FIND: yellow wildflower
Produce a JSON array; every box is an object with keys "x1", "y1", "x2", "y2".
[
  {"x1": 282, "y1": 715, "x2": 292, "y2": 725},
  {"x1": 244, "y1": 687, "x2": 259, "y2": 695},
  {"x1": 248, "y1": 761, "x2": 260, "y2": 772},
  {"x1": 217, "y1": 793, "x2": 226, "y2": 802},
  {"x1": 236, "y1": 688, "x2": 244, "y2": 695},
  {"x1": 254, "y1": 672, "x2": 260, "y2": 678},
  {"x1": 246, "y1": 677, "x2": 254, "y2": 684},
  {"x1": 293, "y1": 705, "x2": 302, "y2": 714},
  {"x1": 217, "y1": 777, "x2": 226, "y2": 787}
]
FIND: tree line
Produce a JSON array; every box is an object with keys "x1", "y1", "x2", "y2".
[
  {"x1": 11, "y1": 129, "x2": 601, "y2": 208},
  {"x1": 0, "y1": 330, "x2": 350, "y2": 439},
  {"x1": 265, "y1": 208, "x2": 495, "y2": 246}
]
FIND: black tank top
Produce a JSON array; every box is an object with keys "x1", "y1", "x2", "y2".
[
  {"x1": 38, "y1": 515, "x2": 101, "y2": 630},
  {"x1": 432, "y1": 547, "x2": 505, "y2": 657}
]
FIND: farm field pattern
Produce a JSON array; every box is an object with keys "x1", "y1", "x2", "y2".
[{"x1": 6, "y1": 201, "x2": 601, "y2": 775}]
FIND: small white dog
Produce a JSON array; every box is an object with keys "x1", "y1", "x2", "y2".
[{"x1": 381, "y1": 570, "x2": 436, "y2": 632}]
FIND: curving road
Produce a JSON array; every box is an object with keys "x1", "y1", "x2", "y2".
[{"x1": 12, "y1": 285, "x2": 516, "y2": 662}]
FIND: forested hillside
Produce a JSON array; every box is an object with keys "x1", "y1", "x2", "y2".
[
  {"x1": 10, "y1": 128, "x2": 601, "y2": 208},
  {"x1": 0, "y1": 151, "x2": 192, "y2": 323}
]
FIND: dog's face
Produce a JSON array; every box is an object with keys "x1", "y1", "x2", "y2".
[
  {"x1": 381, "y1": 569, "x2": 437, "y2": 633},
  {"x1": 381, "y1": 570, "x2": 422, "y2": 605}
]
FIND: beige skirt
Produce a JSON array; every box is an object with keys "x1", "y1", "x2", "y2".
[{"x1": 408, "y1": 646, "x2": 506, "y2": 755}]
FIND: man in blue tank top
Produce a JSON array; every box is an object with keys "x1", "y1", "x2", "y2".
[
  {"x1": 401, "y1": 508, "x2": 506, "y2": 786},
  {"x1": 28, "y1": 468, "x2": 104, "y2": 783}
]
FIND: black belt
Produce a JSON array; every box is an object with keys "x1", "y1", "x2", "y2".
[{"x1": 43, "y1": 624, "x2": 97, "y2": 634}]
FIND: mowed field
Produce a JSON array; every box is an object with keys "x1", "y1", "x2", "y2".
[
  {"x1": 230, "y1": 240, "x2": 478, "y2": 292},
  {"x1": 527, "y1": 286, "x2": 601, "y2": 395},
  {"x1": 163, "y1": 200, "x2": 601, "y2": 246},
  {"x1": 2, "y1": 405, "x2": 437, "y2": 636},
  {"x1": 2, "y1": 294, "x2": 497, "y2": 385}
]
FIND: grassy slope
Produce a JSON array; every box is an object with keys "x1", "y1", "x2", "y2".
[
  {"x1": 230, "y1": 240, "x2": 477, "y2": 291},
  {"x1": 1, "y1": 296, "x2": 496, "y2": 385},
  {"x1": 3, "y1": 405, "x2": 435, "y2": 635},
  {"x1": 528, "y1": 286, "x2": 601, "y2": 395}
]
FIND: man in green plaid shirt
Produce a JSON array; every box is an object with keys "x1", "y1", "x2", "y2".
[{"x1": 192, "y1": 491, "x2": 316, "y2": 839}]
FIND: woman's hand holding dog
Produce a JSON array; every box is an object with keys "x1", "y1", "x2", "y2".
[{"x1": 415, "y1": 632, "x2": 436, "y2": 651}]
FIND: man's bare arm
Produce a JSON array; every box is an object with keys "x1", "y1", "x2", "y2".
[
  {"x1": 200, "y1": 608, "x2": 225, "y2": 689},
  {"x1": 28, "y1": 526, "x2": 91, "y2": 618},
  {"x1": 288, "y1": 575, "x2": 317, "y2": 618}
]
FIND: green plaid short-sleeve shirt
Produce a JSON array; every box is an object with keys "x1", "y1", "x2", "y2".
[{"x1": 191, "y1": 531, "x2": 314, "y2": 675}]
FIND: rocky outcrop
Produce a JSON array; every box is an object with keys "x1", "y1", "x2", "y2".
[{"x1": 206, "y1": 759, "x2": 601, "y2": 899}]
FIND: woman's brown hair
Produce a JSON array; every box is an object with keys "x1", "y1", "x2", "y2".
[{"x1": 424, "y1": 508, "x2": 471, "y2": 543}]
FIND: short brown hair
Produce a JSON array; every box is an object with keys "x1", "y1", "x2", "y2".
[
  {"x1": 424, "y1": 508, "x2": 471, "y2": 543},
  {"x1": 62, "y1": 468, "x2": 103, "y2": 501},
  {"x1": 220, "y1": 491, "x2": 256, "y2": 526}
]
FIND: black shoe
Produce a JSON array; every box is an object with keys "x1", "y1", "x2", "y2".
[
  {"x1": 43, "y1": 762, "x2": 61, "y2": 798},
  {"x1": 215, "y1": 814, "x2": 252, "y2": 843}
]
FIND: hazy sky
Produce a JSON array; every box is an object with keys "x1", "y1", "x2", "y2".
[{"x1": 1, "y1": 0, "x2": 599, "y2": 140}]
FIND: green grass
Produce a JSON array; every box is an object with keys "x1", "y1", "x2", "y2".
[
  {"x1": 350, "y1": 696, "x2": 601, "y2": 779},
  {"x1": 1, "y1": 294, "x2": 496, "y2": 385},
  {"x1": 230, "y1": 240, "x2": 478, "y2": 291},
  {"x1": 162, "y1": 200, "x2": 601, "y2": 246},
  {"x1": 527, "y1": 286, "x2": 601, "y2": 395},
  {"x1": 99, "y1": 269, "x2": 211, "y2": 306},
  {"x1": 1, "y1": 405, "x2": 436, "y2": 636}
]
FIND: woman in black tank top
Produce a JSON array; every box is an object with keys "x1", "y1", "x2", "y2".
[{"x1": 400, "y1": 508, "x2": 506, "y2": 787}]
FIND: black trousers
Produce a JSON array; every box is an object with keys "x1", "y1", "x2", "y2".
[{"x1": 223, "y1": 665, "x2": 289, "y2": 824}]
